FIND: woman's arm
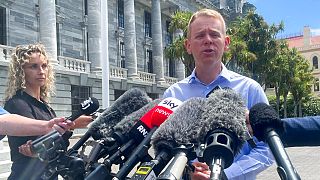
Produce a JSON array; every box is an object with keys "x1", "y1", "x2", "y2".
[{"x1": 0, "y1": 114, "x2": 73, "y2": 136}]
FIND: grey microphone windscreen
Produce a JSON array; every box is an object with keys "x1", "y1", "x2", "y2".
[
  {"x1": 89, "y1": 88, "x2": 151, "y2": 140},
  {"x1": 151, "y1": 97, "x2": 207, "y2": 155},
  {"x1": 112, "y1": 98, "x2": 162, "y2": 135},
  {"x1": 199, "y1": 89, "x2": 247, "y2": 153}
]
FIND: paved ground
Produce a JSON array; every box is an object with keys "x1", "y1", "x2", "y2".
[{"x1": 257, "y1": 146, "x2": 320, "y2": 180}]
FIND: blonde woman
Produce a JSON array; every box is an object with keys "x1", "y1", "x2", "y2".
[{"x1": 4, "y1": 43, "x2": 92, "y2": 180}]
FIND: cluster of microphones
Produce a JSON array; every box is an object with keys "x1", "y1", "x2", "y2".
[{"x1": 30, "y1": 88, "x2": 302, "y2": 180}]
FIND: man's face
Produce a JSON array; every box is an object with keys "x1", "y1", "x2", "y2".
[{"x1": 185, "y1": 16, "x2": 230, "y2": 66}]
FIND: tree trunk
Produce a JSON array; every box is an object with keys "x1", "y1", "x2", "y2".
[
  {"x1": 283, "y1": 93, "x2": 288, "y2": 118},
  {"x1": 298, "y1": 100, "x2": 303, "y2": 117},
  {"x1": 275, "y1": 86, "x2": 280, "y2": 115},
  {"x1": 293, "y1": 100, "x2": 298, "y2": 117}
]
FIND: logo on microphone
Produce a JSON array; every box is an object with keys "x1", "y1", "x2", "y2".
[
  {"x1": 81, "y1": 97, "x2": 93, "y2": 110},
  {"x1": 160, "y1": 97, "x2": 182, "y2": 111},
  {"x1": 136, "y1": 125, "x2": 149, "y2": 137}
]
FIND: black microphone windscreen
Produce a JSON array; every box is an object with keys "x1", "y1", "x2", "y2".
[
  {"x1": 81, "y1": 97, "x2": 100, "y2": 115},
  {"x1": 66, "y1": 97, "x2": 100, "y2": 121},
  {"x1": 200, "y1": 89, "x2": 247, "y2": 153},
  {"x1": 151, "y1": 97, "x2": 207, "y2": 155},
  {"x1": 112, "y1": 98, "x2": 162, "y2": 135},
  {"x1": 249, "y1": 103, "x2": 284, "y2": 141},
  {"x1": 89, "y1": 88, "x2": 151, "y2": 139}
]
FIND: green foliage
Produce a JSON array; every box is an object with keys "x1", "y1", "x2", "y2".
[
  {"x1": 268, "y1": 94, "x2": 320, "y2": 118},
  {"x1": 164, "y1": 11, "x2": 194, "y2": 76},
  {"x1": 227, "y1": 12, "x2": 284, "y2": 86}
]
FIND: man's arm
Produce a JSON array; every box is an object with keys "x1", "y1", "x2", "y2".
[
  {"x1": 0, "y1": 114, "x2": 73, "y2": 136},
  {"x1": 281, "y1": 116, "x2": 320, "y2": 147}
]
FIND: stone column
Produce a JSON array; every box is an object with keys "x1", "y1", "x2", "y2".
[
  {"x1": 152, "y1": 0, "x2": 165, "y2": 83},
  {"x1": 88, "y1": 0, "x2": 102, "y2": 71},
  {"x1": 124, "y1": 0, "x2": 138, "y2": 79},
  {"x1": 174, "y1": 29, "x2": 185, "y2": 80},
  {"x1": 39, "y1": 0, "x2": 58, "y2": 65},
  {"x1": 101, "y1": 0, "x2": 109, "y2": 108}
]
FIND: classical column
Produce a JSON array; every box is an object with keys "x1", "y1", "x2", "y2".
[
  {"x1": 101, "y1": 0, "x2": 109, "y2": 108},
  {"x1": 124, "y1": 0, "x2": 138, "y2": 79},
  {"x1": 39, "y1": 0, "x2": 58, "y2": 65},
  {"x1": 152, "y1": 0, "x2": 165, "y2": 83},
  {"x1": 88, "y1": 0, "x2": 102, "y2": 71},
  {"x1": 174, "y1": 29, "x2": 185, "y2": 80}
]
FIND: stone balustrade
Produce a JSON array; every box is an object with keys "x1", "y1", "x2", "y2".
[
  {"x1": 138, "y1": 71, "x2": 156, "y2": 84},
  {"x1": 110, "y1": 66, "x2": 128, "y2": 79},
  {"x1": 58, "y1": 56, "x2": 91, "y2": 73},
  {"x1": 0, "y1": 45, "x2": 14, "y2": 62},
  {"x1": 164, "y1": 76, "x2": 178, "y2": 85}
]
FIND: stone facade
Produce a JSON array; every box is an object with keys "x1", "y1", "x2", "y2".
[{"x1": 286, "y1": 26, "x2": 320, "y2": 96}]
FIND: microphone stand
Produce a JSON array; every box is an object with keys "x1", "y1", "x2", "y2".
[{"x1": 265, "y1": 128, "x2": 301, "y2": 180}]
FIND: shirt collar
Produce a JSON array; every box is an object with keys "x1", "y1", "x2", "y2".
[{"x1": 188, "y1": 63, "x2": 232, "y2": 84}]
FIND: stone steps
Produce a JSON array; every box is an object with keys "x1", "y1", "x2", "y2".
[{"x1": 0, "y1": 139, "x2": 11, "y2": 180}]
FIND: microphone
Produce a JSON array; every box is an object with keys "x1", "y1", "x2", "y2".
[
  {"x1": 112, "y1": 97, "x2": 183, "y2": 180},
  {"x1": 85, "y1": 99, "x2": 162, "y2": 180},
  {"x1": 135, "y1": 97, "x2": 207, "y2": 180},
  {"x1": 249, "y1": 103, "x2": 301, "y2": 180},
  {"x1": 199, "y1": 89, "x2": 247, "y2": 180},
  {"x1": 31, "y1": 97, "x2": 100, "y2": 160},
  {"x1": 68, "y1": 88, "x2": 151, "y2": 153},
  {"x1": 89, "y1": 99, "x2": 161, "y2": 163}
]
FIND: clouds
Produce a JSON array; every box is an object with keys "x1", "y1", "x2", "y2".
[{"x1": 311, "y1": 28, "x2": 320, "y2": 36}]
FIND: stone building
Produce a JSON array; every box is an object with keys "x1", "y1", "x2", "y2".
[
  {"x1": 286, "y1": 26, "x2": 320, "y2": 96},
  {"x1": 0, "y1": 0, "x2": 248, "y2": 116}
]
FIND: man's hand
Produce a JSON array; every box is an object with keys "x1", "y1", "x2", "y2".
[
  {"x1": 73, "y1": 115, "x2": 93, "y2": 129},
  {"x1": 246, "y1": 110, "x2": 253, "y2": 135},
  {"x1": 191, "y1": 162, "x2": 210, "y2": 180},
  {"x1": 19, "y1": 140, "x2": 35, "y2": 157}
]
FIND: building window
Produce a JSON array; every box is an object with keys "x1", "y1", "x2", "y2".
[
  {"x1": 144, "y1": 11, "x2": 152, "y2": 38},
  {"x1": 114, "y1": 89, "x2": 126, "y2": 100},
  {"x1": 313, "y1": 56, "x2": 319, "y2": 69},
  {"x1": 165, "y1": 20, "x2": 172, "y2": 45},
  {"x1": 315, "y1": 78, "x2": 320, "y2": 92},
  {"x1": 119, "y1": 41, "x2": 125, "y2": 68},
  {"x1": 146, "y1": 49, "x2": 153, "y2": 73},
  {"x1": 56, "y1": 23, "x2": 61, "y2": 56},
  {"x1": 84, "y1": 0, "x2": 88, "y2": 16},
  {"x1": 168, "y1": 58, "x2": 175, "y2": 77},
  {"x1": 71, "y1": 85, "x2": 92, "y2": 114},
  {"x1": 0, "y1": 6, "x2": 6, "y2": 45},
  {"x1": 118, "y1": 0, "x2": 124, "y2": 28}
]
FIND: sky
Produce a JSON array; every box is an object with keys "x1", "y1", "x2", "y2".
[{"x1": 247, "y1": 0, "x2": 320, "y2": 38}]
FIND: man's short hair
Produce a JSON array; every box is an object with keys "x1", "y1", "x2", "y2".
[{"x1": 187, "y1": 9, "x2": 226, "y2": 38}]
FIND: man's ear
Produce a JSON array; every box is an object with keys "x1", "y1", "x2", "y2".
[
  {"x1": 184, "y1": 39, "x2": 192, "y2": 54},
  {"x1": 224, "y1": 36, "x2": 231, "y2": 51}
]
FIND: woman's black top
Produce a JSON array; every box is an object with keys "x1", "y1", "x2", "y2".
[{"x1": 4, "y1": 90, "x2": 71, "y2": 179}]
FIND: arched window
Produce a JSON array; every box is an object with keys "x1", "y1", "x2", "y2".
[
  {"x1": 313, "y1": 56, "x2": 319, "y2": 69},
  {"x1": 314, "y1": 78, "x2": 320, "y2": 92}
]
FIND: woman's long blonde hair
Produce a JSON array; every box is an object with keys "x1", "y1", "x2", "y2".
[{"x1": 4, "y1": 43, "x2": 55, "y2": 103}]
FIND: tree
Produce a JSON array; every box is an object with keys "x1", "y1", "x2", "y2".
[
  {"x1": 224, "y1": 19, "x2": 256, "y2": 77},
  {"x1": 164, "y1": 11, "x2": 194, "y2": 76},
  {"x1": 227, "y1": 11, "x2": 284, "y2": 86},
  {"x1": 266, "y1": 40, "x2": 291, "y2": 117},
  {"x1": 288, "y1": 49, "x2": 314, "y2": 117}
]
